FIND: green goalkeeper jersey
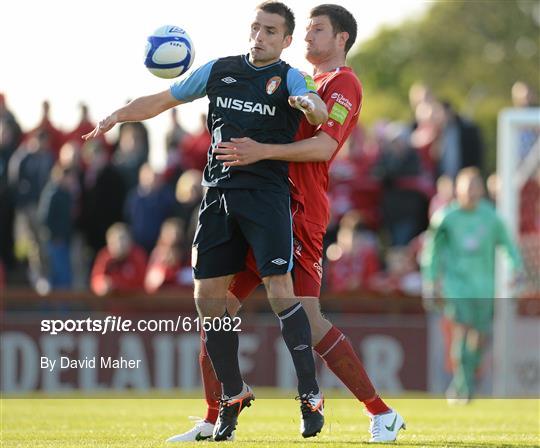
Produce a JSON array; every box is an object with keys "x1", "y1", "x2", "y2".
[{"x1": 421, "y1": 199, "x2": 523, "y2": 299}]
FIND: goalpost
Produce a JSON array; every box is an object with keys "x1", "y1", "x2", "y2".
[{"x1": 494, "y1": 107, "x2": 540, "y2": 396}]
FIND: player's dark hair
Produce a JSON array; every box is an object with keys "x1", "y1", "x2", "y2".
[
  {"x1": 310, "y1": 4, "x2": 357, "y2": 54},
  {"x1": 256, "y1": 1, "x2": 295, "y2": 37}
]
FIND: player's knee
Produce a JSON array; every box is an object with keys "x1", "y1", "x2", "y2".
[
  {"x1": 194, "y1": 279, "x2": 214, "y2": 299},
  {"x1": 263, "y1": 275, "x2": 296, "y2": 313},
  {"x1": 194, "y1": 279, "x2": 228, "y2": 317},
  {"x1": 194, "y1": 276, "x2": 231, "y2": 298},
  {"x1": 263, "y1": 273, "x2": 294, "y2": 298},
  {"x1": 195, "y1": 297, "x2": 226, "y2": 318}
]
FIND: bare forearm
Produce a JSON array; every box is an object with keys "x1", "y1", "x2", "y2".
[
  {"x1": 263, "y1": 134, "x2": 336, "y2": 162},
  {"x1": 114, "y1": 94, "x2": 176, "y2": 123},
  {"x1": 83, "y1": 89, "x2": 182, "y2": 140}
]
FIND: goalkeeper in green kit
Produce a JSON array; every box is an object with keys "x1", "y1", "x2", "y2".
[{"x1": 421, "y1": 167, "x2": 524, "y2": 403}]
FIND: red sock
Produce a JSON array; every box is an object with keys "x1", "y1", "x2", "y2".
[
  {"x1": 364, "y1": 395, "x2": 391, "y2": 415},
  {"x1": 199, "y1": 331, "x2": 221, "y2": 424},
  {"x1": 314, "y1": 326, "x2": 390, "y2": 414}
]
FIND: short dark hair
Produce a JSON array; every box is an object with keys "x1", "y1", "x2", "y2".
[
  {"x1": 310, "y1": 4, "x2": 357, "y2": 54},
  {"x1": 256, "y1": 1, "x2": 295, "y2": 36}
]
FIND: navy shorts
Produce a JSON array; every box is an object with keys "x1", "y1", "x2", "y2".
[{"x1": 192, "y1": 187, "x2": 293, "y2": 279}]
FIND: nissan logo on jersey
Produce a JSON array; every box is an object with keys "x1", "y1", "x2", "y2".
[{"x1": 216, "y1": 96, "x2": 276, "y2": 116}]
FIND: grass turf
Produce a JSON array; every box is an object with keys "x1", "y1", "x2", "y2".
[{"x1": 1, "y1": 395, "x2": 539, "y2": 447}]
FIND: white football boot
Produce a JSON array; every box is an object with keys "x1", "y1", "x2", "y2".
[
  {"x1": 166, "y1": 416, "x2": 234, "y2": 442},
  {"x1": 367, "y1": 409, "x2": 406, "y2": 443}
]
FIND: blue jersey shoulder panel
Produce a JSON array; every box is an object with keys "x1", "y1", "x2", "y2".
[
  {"x1": 169, "y1": 59, "x2": 217, "y2": 102},
  {"x1": 286, "y1": 68, "x2": 314, "y2": 96}
]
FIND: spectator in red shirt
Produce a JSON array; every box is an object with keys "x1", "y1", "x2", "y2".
[
  {"x1": 90, "y1": 223, "x2": 147, "y2": 296},
  {"x1": 163, "y1": 108, "x2": 189, "y2": 187},
  {"x1": 66, "y1": 103, "x2": 112, "y2": 157},
  {"x1": 410, "y1": 99, "x2": 443, "y2": 180},
  {"x1": 65, "y1": 103, "x2": 95, "y2": 144},
  {"x1": 325, "y1": 210, "x2": 380, "y2": 293},
  {"x1": 145, "y1": 218, "x2": 191, "y2": 293},
  {"x1": 368, "y1": 241, "x2": 423, "y2": 297},
  {"x1": 28, "y1": 100, "x2": 65, "y2": 160}
]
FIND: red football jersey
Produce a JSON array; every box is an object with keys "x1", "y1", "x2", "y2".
[{"x1": 288, "y1": 67, "x2": 363, "y2": 230}]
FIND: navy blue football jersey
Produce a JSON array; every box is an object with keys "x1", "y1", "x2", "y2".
[{"x1": 170, "y1": 54, "x2": 315, "y2": 193}]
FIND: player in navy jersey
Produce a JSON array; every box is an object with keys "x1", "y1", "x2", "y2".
[
  {"x1": 169, "y1": 4, "x2": 405, "y2": 444},
  {"x1": 84, "y1": 1, "x2": 328, "y2": 441}
]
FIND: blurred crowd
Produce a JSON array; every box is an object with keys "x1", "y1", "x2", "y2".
[
  {"x1": 0, "y1": 96, "x2": 209, "y2": 295},
  {"x1": 0, "y1": 81, "x2": 538, "y2": 297}
]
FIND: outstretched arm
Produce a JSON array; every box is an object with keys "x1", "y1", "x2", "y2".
[
  {"x1": 82, "y1": 90, "x2": 183, "y2": 140},
  {"x1": 214, "y1": 130, "x2": 338, "y2": 166},
  {"x1": 83, "y1": 59, "x2": 215, "y2": 140}
]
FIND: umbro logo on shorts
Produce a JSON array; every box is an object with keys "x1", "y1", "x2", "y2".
[
  {"x1": 271, "y1": 258, "x2": 287, "y2": 266},
  {"x1": 222, "y1": 76, "x2": 237, "y2": 84}
]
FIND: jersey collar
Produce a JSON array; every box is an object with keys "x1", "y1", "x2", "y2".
[
  {"x1": 243, "y1": 54, "x2": 283, "y2": 71},
  {"x1": 314, "y1": 66, "x2": 352, "y2": 79}
]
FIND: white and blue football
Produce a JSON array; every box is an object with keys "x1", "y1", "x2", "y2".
[{"x1": 144, "y1": 25, "x2": 195, "y2": 79}]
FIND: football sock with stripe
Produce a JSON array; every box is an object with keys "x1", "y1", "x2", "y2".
[
  {"x1": 314, "y1": 325, "x2": 390, "y2": 414},
  {"x1": 277, "y1": 302, "x2": 319, "y2": 396}
]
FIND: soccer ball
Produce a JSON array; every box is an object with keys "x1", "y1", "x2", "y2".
[{"x1": 144, "y1": 25, "x2": 195, "y2": 79}]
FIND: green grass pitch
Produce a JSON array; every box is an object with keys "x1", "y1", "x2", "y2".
[{"x1": 1, "y1": 394, "x2": 539, "y2": 447}]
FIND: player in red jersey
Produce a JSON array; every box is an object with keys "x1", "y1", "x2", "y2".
[{"x1": 167, "y1": 4, "x2": 405, "y2": 444}]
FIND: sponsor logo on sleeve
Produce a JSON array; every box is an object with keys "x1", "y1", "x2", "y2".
[
  {"x1": 303, "y1": 74, "x2": 317, "y2": 91},
  {"x1": 330, "y1": 92, "x2": 353, "y2": 110},
  {"x1": 328, "y1": 102, "x2": 349, "y2": 125}
]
